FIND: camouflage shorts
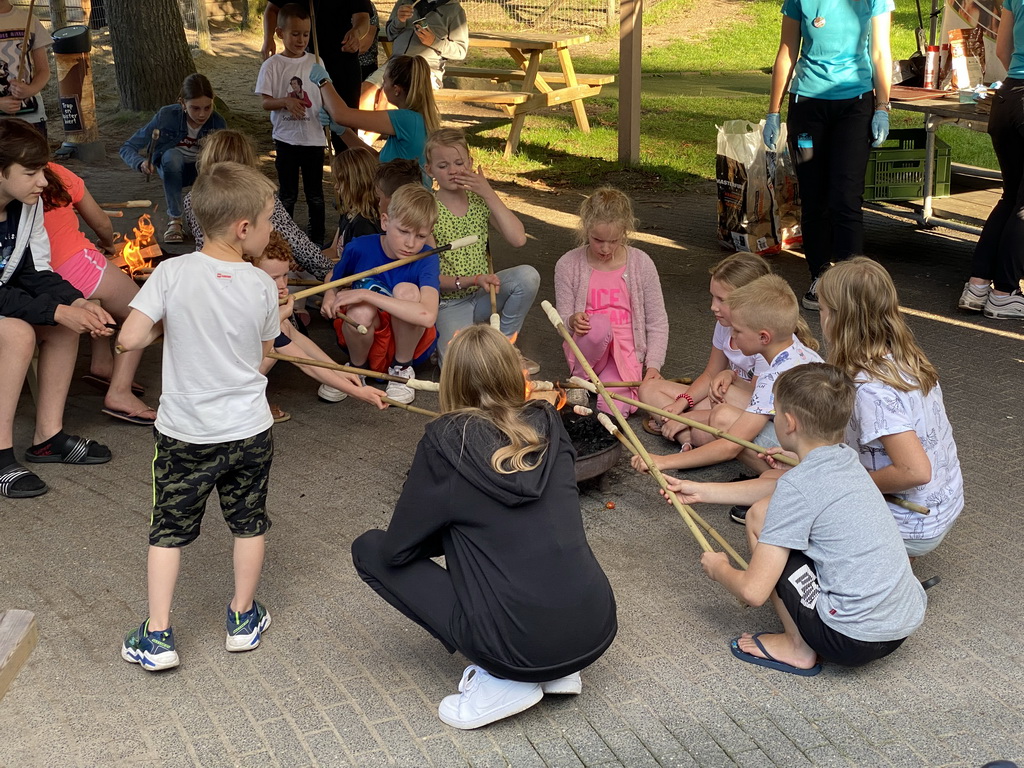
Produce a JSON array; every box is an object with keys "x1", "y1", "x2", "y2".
[{"x1": 150, "y1": 428, "x2": 274, "y2": 547}]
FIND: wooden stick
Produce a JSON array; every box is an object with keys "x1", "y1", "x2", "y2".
[
  {"x1": 602, "y1": 377, "x2": 693, "y2": 387},
  {"x1": 540, "y1": 301, "x2": 713, "y2": 553},
  {"x1": 266, "y1": 351, "x2": 440, "y2": 391},
  {"x1": 100, "y1": 200, "x2": 153, "y2": 208},
  {"x1": 381, "y1": 396, "x2": 439, "y2": 417},
  {"x1": 103, "y1": 210, "x2": 123, "y2": 218},
  {"x1": 284, "y1": 235, "x2": 478, "y2": 304},
  {"x1": 598, "y1": 414, "x2": 748, "y2": 569},
  {"x1": 335, "y1": 311, "x2": 368, "y2": 334},
  {"x1": 144, "y1": 129, "x2": 159, "y2": 183},
  {"x1": 287, "y1": 278, "x2": 323, "y2": 286},
  {"x1": 575, "y1": 378, "x2": 930, "y2": 516},
  {"x1": 15, "y1": 0, "x2": 38, "y2": 83}
]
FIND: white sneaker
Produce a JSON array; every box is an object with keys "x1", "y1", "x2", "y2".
[
  {"x1": 983, "y1": 290, "x2": 1024, "y2": 319},
  {"x1": 385, "y1": 364, "x2": 415, "y2": 404},
  {"x1": 541, "y1": 672, "x2": 581, "y2": 695},
  {"x1": 317, "y1": 384, "x2": 348, "y2": 403},
  {"x1": 516, "y1": 348, "x2": 541, "y2": 375},
  {"x1": 958, "y1": 281, "x2": 990, "y2": 311},
  {"x1": 438, "y1": 665, "x2": 543, "y2": 730}
]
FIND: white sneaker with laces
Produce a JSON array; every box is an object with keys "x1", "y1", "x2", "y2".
[
  {"x1": 385, "y1": 364, "x2": 415, "y2": 404},
  {"x1": 438, "y1": 665, "x2": 543, "y2": 730},
  {"x1": 317, "y1": 384, "x2": 348, "y2": 402},
  {"x1": 958, "y1": 281, "x2": 990, "y2": 311},
  {"x1": 541, "y1": 672, "x2": 582, "y2": 695}
]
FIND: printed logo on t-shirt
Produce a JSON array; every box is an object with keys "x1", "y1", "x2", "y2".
[
  {"x1": 788, "y1": 564, "x2": 820, "y2": 610},
  {"x1": 216, "y1": 272, "x2": 233, "y2": 280}
]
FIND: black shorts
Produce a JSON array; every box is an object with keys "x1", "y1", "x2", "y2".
[
  {"x1": 776, "y1": 550, "x2": 906, "y2": 667},
  {"x1": 150, "y1": 428, "x2": 274, "y2": 547}
]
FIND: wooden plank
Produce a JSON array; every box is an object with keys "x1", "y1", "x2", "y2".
[
  {"x1": 517, "y1": 84, "x2": 599, "y2": 111},
  {"x1": 619, "y1": 0, "x2": 642, "y2": 165},
  {"x1": 0, "y1": 610, "x2": 38, "y2": 701},
  {"x1": 468, "y1": 31, "x2": 591, "y2": 50},
  {"x1": 434, "y1": 89, "x2": 532, "y2": 105},
  {"x1": 556, "y1": 46, "x2": 590, "y2": 132},
  {"x1": 445, "y1": 67, "x2": 616, "y2": 86}
]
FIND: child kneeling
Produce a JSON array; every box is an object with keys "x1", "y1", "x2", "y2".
[{"x1": 695, "y1": 364, "x2": 926, "y2": 675}]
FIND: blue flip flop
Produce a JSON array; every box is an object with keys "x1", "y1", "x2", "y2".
[{"x1": 730, "y1": 633, "x2": 822, "y2": 677}]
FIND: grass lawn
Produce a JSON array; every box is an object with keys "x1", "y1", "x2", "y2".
[{"x1": 469, "y1": 0, "x2": 998, "y2": 190}]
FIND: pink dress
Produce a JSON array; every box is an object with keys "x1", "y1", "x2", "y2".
[{"x1": 564, "y1": 265, "x2": 642, "y2": 415}]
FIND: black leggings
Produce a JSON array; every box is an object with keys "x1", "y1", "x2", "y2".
[
  {"x1": 274, "y1": 141, "x2": 326, "y2": 246},
  {"x1": 787, "y1": 92, "x2": 874, "y2": 279},
  {"x1": 971, "y1": 78, "x2": 1024, "y2": 293}
]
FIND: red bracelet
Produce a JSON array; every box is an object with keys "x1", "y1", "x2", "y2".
[{"x1": 674, "y1": 392, "x2": 694, "y2": 410}]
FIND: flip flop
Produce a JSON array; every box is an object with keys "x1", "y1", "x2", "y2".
[
  {"x1": 82, "y1": 374, "x2": 146, "y2": 397},
  {"x1": 642, "y1": 417, "x2": 662, "y2": 436},
  {"x1": 25, "y1": 433, "x2": 112, "y2": 465},
  {"x1": 102, "y1": 407, "x2": 157, "y2": 426},
  {"x1": 729, "y1": 633, "x2": 822, "y2": 677},
  {"x1": 0, "y1": 462, "x2": 48, "y2": 499},
  {"x1": 270, "y1": 404, "x2": 291, "y2": 424}
]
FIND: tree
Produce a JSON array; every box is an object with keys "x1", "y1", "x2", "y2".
[{"x1": 105, "y1": 0, "x2": 195, "y2": 111}]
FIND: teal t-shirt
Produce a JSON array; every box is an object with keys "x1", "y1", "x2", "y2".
[
  {"x1": 380, "y1": 108, "x2": 426, "y2": 166},
  {"x1": 1005, "y1": 0, "x2": 1024, "y2": 78},
  {"x1": 782, "y1": 0, "x2": 894, "y2": 100}
]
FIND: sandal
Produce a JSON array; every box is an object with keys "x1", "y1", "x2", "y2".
[
  {"x1": 642, "y1": 417, "x2": 662, "y2": 436},
  {"x1": 270, "y1": 404, "x2": 291, "y2": 423},
  {"x1": 0, "y1": 462, "x2": 48, "y2": 498},
  {"x1": 163, "y1": 219, "x2": 184, "y2": 244},
  {"x1": 25, "y1": 433, "x2": 112, "y2": 465}
]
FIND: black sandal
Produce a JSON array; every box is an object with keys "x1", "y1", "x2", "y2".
[
  {"x1": 24, "y1": 433, "x2": 112, "y2": 465},
  {"x1": 0, "y1": 462, "x2": 49, "y2": 498}
]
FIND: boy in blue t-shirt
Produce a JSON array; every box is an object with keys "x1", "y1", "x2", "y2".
[{"x1": 320, "y1": 183, "x2": 439, "y2": 404}]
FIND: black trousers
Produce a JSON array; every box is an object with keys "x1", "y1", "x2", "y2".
[
  {"x1": 971, "y1": 78, "x2": 1024, "y2": 293},
  {"x1": 274, "y1": 141, "x2": 326, "y2": 246},
  {"x1": 787, "y1": 92, "x2": 874, "y2": 279}
]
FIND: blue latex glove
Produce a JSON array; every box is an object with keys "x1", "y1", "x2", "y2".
[
  {"x1": 871, "y1": 109, "x2": 890, "y2": 147},
  {"x1": 310, "y1": 62, "x2": 331, "y2": 85},
  {"x1": 763, "y1": 113, "x2": 781, "y2": 150}
]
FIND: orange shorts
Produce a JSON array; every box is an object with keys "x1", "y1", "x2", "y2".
[{"x1": 333, "y1": 310, "x2": 437, "y2": 373}]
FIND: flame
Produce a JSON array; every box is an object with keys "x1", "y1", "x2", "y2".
[
  {"x1": 524, "y1": 373, "x2": 568, "y2": 410},
  {"x1": 554, "y1": 383, "x2": 567, "y2": 410},
  {"x1": 118, "y1": 214, "x2": 157, "y2": 276}
]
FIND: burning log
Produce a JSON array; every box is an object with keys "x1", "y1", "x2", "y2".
[
  {"x1": 266, "y1": 352, "x2": 440, "y2": 391},
  {"x1": 116, "y1": 213, "x2": 161, "y2": 281},
  {"x1": 540, "y1": 300, "x2": 714, "y2": 554}
]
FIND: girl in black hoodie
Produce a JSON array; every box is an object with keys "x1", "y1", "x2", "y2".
[{"x1": 352, "y1": 324, "x2": 617, "y2": 730}]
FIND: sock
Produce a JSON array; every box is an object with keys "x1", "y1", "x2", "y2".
[
  {"x1": 393, "y1": 359, "x2": 411, "y2": 369},
  {"x1": 29, "y1": 430, "x2": 66, "y2": 451},
  {"x1": 0, "y1": 447, "x2": 15, "y2": 467}
]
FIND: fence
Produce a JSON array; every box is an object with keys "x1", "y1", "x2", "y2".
[{"x1": 14, "y1": 0, "x2": 209, "y2": 49}]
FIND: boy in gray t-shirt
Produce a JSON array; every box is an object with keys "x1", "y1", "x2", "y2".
[{"x1": 697, "y1": 364, "x2": 926, "y2": 675}]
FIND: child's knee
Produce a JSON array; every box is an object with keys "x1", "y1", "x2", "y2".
[
  {"x1": 346, "y1": 303, "x2": 378, "y2": 325},
  {"x1": 507, "y1": 265, "x2": 540, "y2": 296},
  {"x1": 160, "y1": 149, "x2": 185, "y2": 174},
  {"x1": 0, "y1": 317, "x2": 36, "y2": 357},
  {"x1": 392, "y1": 282, "x2": 420, "y2": 302}
]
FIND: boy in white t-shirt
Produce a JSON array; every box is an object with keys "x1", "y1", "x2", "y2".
[
  {"x1": 116, "y1": 162, "x2": 282, "y2": 672},
  {"x1": 256, "y1": 3, "x2": 328, "y2": 245},
  {"x1": 0, "y1": 0, "x2": 52, "y2": 134}
]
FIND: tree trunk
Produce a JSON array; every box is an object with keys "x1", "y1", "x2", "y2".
[
  {"x1": 240, "y1": 0, "x2": 263, "y2": 32},
  {"x1": 47, "y1": 0, "x2": 68, "y2": 30},
  {"x1": 105, "y1": 0, "x2": 195, "y2": 111}
]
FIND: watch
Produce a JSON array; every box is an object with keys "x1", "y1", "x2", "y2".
[
  {"x1": 876, "y1": 101, "x2": 892, "y2": 112},
  {"x1": 455, "y1": 276, "x2": 462, "y2": 290},
  {"x1": 317, "y1": 77, "x2": 330, "y2": 88}
]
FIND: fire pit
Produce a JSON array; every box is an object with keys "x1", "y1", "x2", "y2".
[
  {"x1": 562, "y1": 407, "x2": 621, "y2": 484},
  {"x1": 113, "y1": 213, "x2": 170, "y2": 281}
]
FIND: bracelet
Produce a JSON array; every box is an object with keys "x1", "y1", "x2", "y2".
[
  {"x1": 674, "y1": 392, "x2": 694, "y2": 410},
  {"x1": 472, "y1": 274, "x2": 480, "y2": 286},
  {"x1": 455, "y1": 276, "x2": 462, "y2": 290}
]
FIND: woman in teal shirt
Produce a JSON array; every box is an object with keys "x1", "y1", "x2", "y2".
[
  {"x1": 960, "y1": 0, "x2": 1024, "y2": 319},
  {"x1": 763, "y1": 0, "x2": 893, "y2": 310}
]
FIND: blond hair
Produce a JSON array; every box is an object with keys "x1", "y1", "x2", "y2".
[
  {"x1": 440, "y1": 325, "x2": 548, "y2": 474},
  {"x1": 424, "y1": 127, "x2": 469, "y2": 164},
  {"x1": 726, "y1": 274, "x2": 820, "y2": 351},
  {"x1": 191, "y1": 161, "x2": 277, "y2": 240},
  {"x1": 709, "y1": 251, "x2": 771, "y2": 289},
  {"x1": 576, "y1": 186, "x2": 637, "y2": 247},
  {"x1": 386, "y1": 183, "x2": 438, "y2": 231},
  {"x1": 773, "y1": 364, "x2": 855, "y2": 443},
  {"x1": 817, "y1": 257, "x2": 938, "y2": 394},
  {"x1": 332, "y1": 145, "x2": 380, "y2": 223},
  {"x1": 386, "y1": 56, "x2": 440, "y2": 135},
  {"x1": 196, "y1": 129, "x2": 258, "y2": 174}
]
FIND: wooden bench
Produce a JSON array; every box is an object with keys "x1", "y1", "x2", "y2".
[
  {"x1": 445, "y1": 67, "x2": 615, "y2": 87},
  {"x1": 0, "y1": 610, "x2": 38, "y2": 701}
]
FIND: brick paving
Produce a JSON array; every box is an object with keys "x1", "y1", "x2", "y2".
[{"x1": 2, "y1": 169, "x2": 1022, "y2": 767}]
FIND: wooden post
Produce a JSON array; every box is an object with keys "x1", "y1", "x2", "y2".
[
  {"x1": 618, "y1": 0, "x2": 641, "y2": 166},
  {"x1": 607, "y1": 0, "x2": 615, "y2": 28},
  {"x1": 48, "y1": 0, "x2": 68, "y2": 29},
  {"x1": 0, "y1": 610, "x2": 38, "y2": 701}
]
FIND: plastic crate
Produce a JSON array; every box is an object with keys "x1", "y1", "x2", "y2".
[{"x1": 863, "y1": 129, "x2": 951, "y2": 202}]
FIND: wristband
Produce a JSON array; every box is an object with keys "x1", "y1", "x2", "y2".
[
  {"x1": 674, "y1": 392, "x2": 694, "y2": 410},
  {"x1": 455, "y1": 276, "x2": 462, "y2": 290}
]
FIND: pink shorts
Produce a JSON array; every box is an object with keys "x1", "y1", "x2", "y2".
[{"x1": 54, "y1": 248, "x2": 107, "y2": 298}]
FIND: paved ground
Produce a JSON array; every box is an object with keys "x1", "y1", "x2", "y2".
[{"x1": 2, "y1": 166, "x2": 1023, "y2": 768}]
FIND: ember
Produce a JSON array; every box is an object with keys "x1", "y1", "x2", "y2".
[{"x1": 561, "y1": 407, "x2": 620, "y2": 484}]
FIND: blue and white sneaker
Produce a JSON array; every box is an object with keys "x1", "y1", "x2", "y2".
[
  {"x1": 121, "y1": 619, "x2": 180, "y2": 671},
  {"x1": 225, "y1": 599, "x2": 271, "y2": 652}
]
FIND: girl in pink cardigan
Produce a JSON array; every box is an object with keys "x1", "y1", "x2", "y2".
[{"x1": 554, "y1": 188, "x2": 669, "y2": 415}]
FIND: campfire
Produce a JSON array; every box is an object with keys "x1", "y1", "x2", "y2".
[{"x1": 115, "y1": 214, "x2": 161, "y2": 281}]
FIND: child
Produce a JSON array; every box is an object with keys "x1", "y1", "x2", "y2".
[
  {"x1": 691, "y1": 364, "x2": 927, "y2": 675},
  {"x1": 120, "y1": 73, "x2": 226, "y2": 244},
  {"x1": 254, "y1": 231, "x2": 387, "y2": 411},
  {"x1": 818, "y1": 257, "x2": 963, "y2": 557},
  {"x1": 352, "y1": 324, "x2": 617, "y2": 729},
  {"x1": 41, "y1": 162, "x2": 156, "y2": 425},
  {"x1": 183, "y1": 129, "x2": 333, "y2": 281},
  {"x1": 0, "y1": 0, "x2": 51, "y2": 134},
  {"x1": 117, "y1": 162, "x2": 280, "y2": 672},
  {"x1": 0, "y1": 119, "x2": 115, "y2": 500},
  {"x1": 633, "y1": 274, "x2": 821, "y2": 476},
  {"x1": 554, "y1": 187, "x2": 668, "y2": 415},
  {"x1": 320, "y1": 183, "x2": 440, "y2": 404},
  {"x1": 329, "y1": 144, "x2": 382, "y2": 252},
  {"x1": 320, "y1": 55, "x2": 440, "y2": 167},
  {"x1": 425, "y1": 128, "x2": 539, "y2": 370},
  {"x1": 256, "y1": 4, "x2": 328, "y2": 246},
  {"x1": 359, "y1": 0, "x2": 468, "y2": 108},
  {"x1": 375, "y1": 156, "x2": 422, "y2": 214}
]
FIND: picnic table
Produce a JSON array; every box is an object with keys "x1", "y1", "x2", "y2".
[{"x1": 385, "y1": 31, "x2": 613, "y2": 157}]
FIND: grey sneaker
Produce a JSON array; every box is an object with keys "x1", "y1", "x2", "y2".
[
  {"x1": 983, "y1": 290, "x2": 1024, "y2": 319},
  {"x1": 801, "y1": 278, "x2": 820, "y2": 311},
  {"x1": 317, "y1": 384, "x2": 348, "y2": 403},
  {"x1": 958, "y1": 281, "x2": 990, "y2": 311},
  {"x1": 515, "y1": 348, "x2": 541, "y2": 375},
  {"x1": 385, "y1": 364, "x2": 415, "y2": 404}
]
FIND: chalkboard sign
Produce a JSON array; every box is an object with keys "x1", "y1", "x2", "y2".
[{"x1": 60, "y1": 95, "x2": 84, "y2": 132}]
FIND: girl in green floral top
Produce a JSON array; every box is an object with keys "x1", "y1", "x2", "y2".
[{"x1": 425, "y1": 128, "x2": 541, "y2": 372}]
